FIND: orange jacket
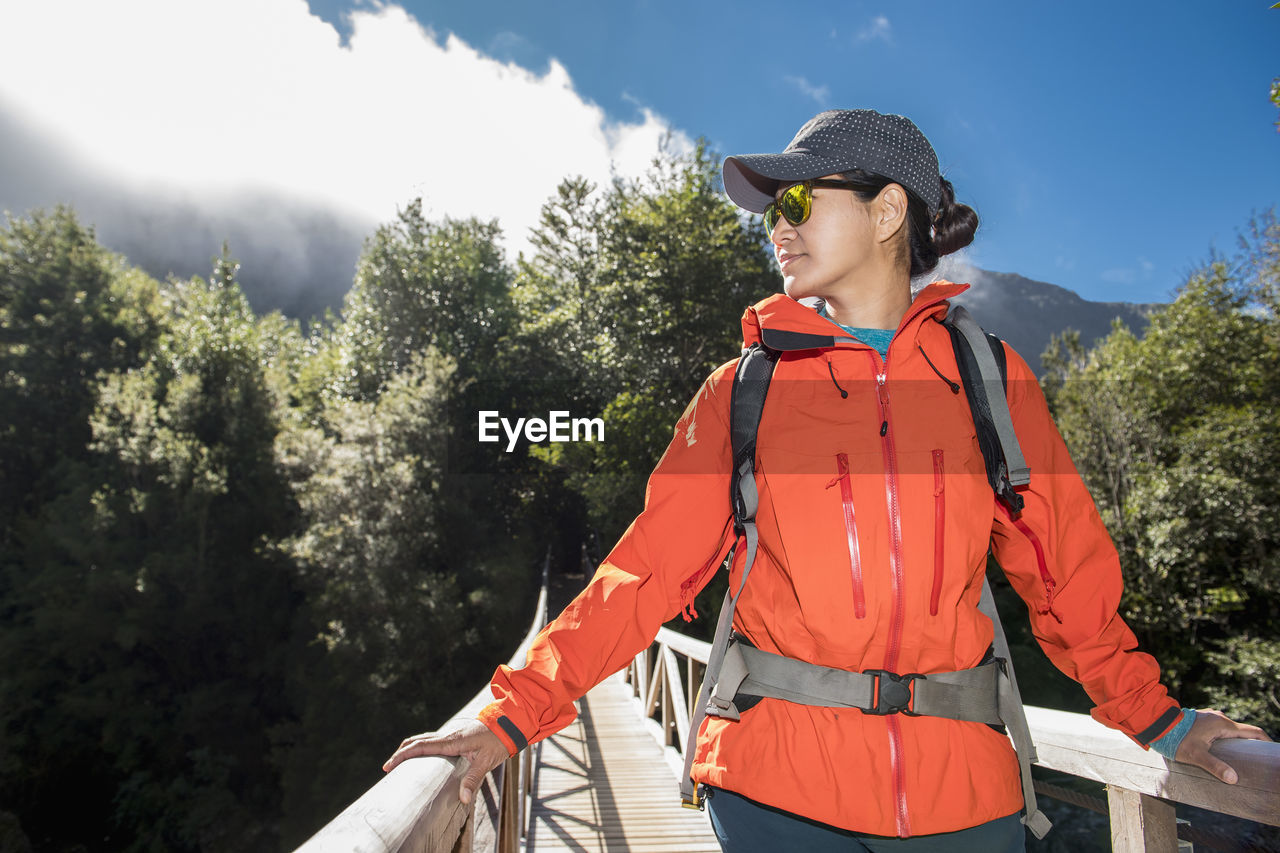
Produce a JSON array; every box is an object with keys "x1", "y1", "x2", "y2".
[{"x1": 478, "y1": 282, "x2": 1182, "y2": 837}]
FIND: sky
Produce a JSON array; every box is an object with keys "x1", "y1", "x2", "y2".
[{"x1": 0, "y1": 0, "x2": 1276, "y2": 315}]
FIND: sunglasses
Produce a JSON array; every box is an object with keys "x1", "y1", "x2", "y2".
[{"x1": 763, "y1": 179, "x2": 868, "y2": 237}]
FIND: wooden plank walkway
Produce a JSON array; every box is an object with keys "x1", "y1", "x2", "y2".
[{"x1": 526, "y1": 671, "x2": 722, "y2": 852}]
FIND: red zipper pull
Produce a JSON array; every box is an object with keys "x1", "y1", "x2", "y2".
[{"x1": 876, "y1": 372, "x2": 889, "y2": 435}]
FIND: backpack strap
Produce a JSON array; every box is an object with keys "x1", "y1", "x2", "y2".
[
  {"x1": 944, "y1": 306, "x2": 1050, "y2": 834},
  {"x1": 980, "y1": 575, "x2": 1053, "y2": 838},
  {"x1": 943, "y1": 305, "x2": 1029, "y2": 514},
  {"x1": 680, "y1": 342, "x2": 777, "y2": 808}
]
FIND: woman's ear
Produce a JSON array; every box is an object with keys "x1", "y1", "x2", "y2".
[{"x1": 874, "y1": 183, "x2": 909, "y2": 243}]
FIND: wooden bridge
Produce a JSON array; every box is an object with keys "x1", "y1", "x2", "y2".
[
  {"x1": 522, "y1": 670, "x2": 719, "y2": 851},
  {"x1": 296, "y1": 563, "x2": 1280, "y2": 852}
]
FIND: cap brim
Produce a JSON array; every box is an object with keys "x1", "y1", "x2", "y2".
[{"x1": 723, "y1": 152, "x2": 852, "y2": 213}]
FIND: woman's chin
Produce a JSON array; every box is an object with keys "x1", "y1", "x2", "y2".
[{"x1": 782, "y1": 277, "x2": 816, "y2": 301}]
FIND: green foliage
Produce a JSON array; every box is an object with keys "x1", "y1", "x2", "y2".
[
  {"x1": 338, "y1": 202, "x2": 516, "y2": 400},
  {"x1": 1272, "y1": 76, "x2": 1280, "y2": 131},
  {"x1": 272, "y1": 211, "x2": 536, "y2": 841},
  {"x1": 0, "y1": 141, "x2": 791, "y2": 848},
  {"x1": 1203, "y1": 636, "x2": 1280, "y2": 725},
  {"x1": 1042, "y1": 212, "x2": 1280, "y2": 733},
  {"x1": 274, "y1": 350, "x2": 483, "y2": 834},
  {"x1": 1, "y1": 242, "x2": 307, "y2": 849},
  {"x1": 515, "y1": 141, "x2": 775, "y2": 539},
  {"x1": 0, "y1": 207, "x2": 162, "y2": 522}
]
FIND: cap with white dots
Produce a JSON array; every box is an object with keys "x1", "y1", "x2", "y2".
[{"x1": 723, "y1": 109, "x2": 942, "y2": 218}]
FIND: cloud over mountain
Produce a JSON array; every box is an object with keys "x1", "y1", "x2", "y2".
[{"x1": 0, "y1": 0, "x2": 689, "y2": 316}]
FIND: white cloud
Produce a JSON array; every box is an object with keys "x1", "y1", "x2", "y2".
[
  {"x1": 912, "y1": 251, "x2": 980, "y2": 293},
  {"x1": 783, "y1": 75, "x2": 830, "y2": 106},
  {"x1": 1100, "y1": 267, "x2": 1137, "y2": 285},
  {"x1": 1101, "y1": 258, "x2": 1155, "y2": 285},
  {"x1": 855, "y1": 15, "x2": 893, "y2": 44},
  {"x1": 0, "y1": 0, "x2": 690, "y2": 260}
]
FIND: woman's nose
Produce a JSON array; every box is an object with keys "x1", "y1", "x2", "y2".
[{"x1": 770, "y1": 214, "x2": 796, "y2": 246}]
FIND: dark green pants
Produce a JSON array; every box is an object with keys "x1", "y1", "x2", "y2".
[{"x1": 705, "y1": 786, "x2": 1026, "y2": 853}]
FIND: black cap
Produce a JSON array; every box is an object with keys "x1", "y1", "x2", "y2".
[{"x1": 723, "y1": 109, "x2": 942, "y2": 218}]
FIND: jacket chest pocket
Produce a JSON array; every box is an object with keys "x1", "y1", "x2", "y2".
[
  {"x1": 757, "y1": 446, "x2": 886, "y2": 652},
  {"x1": 828, "y1": 452, "x2": 866, "y2": 619},
  {"x1": 931, "y1": 448, "x2": 945, "y2": 616},
  {"x1": 914, "y1": 440, "x2": 994, "y2": 619}
]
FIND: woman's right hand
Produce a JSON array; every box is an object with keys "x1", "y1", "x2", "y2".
[{"x1": 382, "y1": 719, "x2": 512, "y2": 805}]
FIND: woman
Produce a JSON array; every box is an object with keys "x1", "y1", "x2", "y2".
[{"x1": 383, "y1": 109, "x2": 1270, "y2": 851}]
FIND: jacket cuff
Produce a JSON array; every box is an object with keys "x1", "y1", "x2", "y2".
[
  {"x1": 1148, "y1": 709, "x2": 1196, "y2": 760},
  {"x1": 1133, "y1": 704, "x2": 1184, "y2": 748},
  {"x1": 478, "y1": 702, "x2": 529, "y2": 756}
]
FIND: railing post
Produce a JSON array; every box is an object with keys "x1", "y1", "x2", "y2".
[
  {"x1": 644, "y1": 651, "x2": 663, "y2": 718},
  {"x1": 521, "y1": 744, "x2": 533, "y2": 845},
  {"x1": 687, "y1": 656, "x2": 697, "y2": 722},
  {"x1": 497, "y1": 756, "x2": 518, "y2": 853},
  {"x1": 1106, "y1": 785, "x2": 1179, "y2": 853},
  {"x1": 661, "y1": 660, "x2": 673, "y2": 747}
]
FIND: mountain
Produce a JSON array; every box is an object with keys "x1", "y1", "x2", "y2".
[
  {"x1": 943, "y1": 266, "x2": 1162, "y2": 375},
  {"x1": 0, "y1": 99, "x2": 374, "y2": 322}
]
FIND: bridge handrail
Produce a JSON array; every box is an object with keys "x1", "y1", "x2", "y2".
[
  {"x1": 630, "y1": 626, "x2": 1279, "y2": 851},
  {"x1": 294, "y1": 556, "x2": 550, "y2": 853},
  {"x1": 295, "y1": 577, "x2": 1278, "y2": 853}
]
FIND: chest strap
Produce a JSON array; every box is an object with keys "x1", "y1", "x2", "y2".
[
  {"x1": 679, "y1": 560, "x2": 1052, "y2": 841},
  {"x1": 707, "y1": 641, "x2": 1004, "y2": 725}
]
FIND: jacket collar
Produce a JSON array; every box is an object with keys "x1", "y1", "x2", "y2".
[{"x1": 741, "y1": 281, "x2": 970, "y2": 352}]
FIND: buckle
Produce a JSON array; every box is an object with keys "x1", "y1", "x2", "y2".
[
  {"x1": 863, "y1": 669, "x2": 925, "y2": 715},
  {"x1": 681, "y1": 785, "x2": 705, "y2": 811}
]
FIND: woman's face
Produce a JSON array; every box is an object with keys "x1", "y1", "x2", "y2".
[{"x1": 769, "y1": 174, "x2": 901, "y2": 302}]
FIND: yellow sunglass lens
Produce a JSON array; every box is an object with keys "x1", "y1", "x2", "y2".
[
  {"x1": 780, "y1": 183, "x2": 811, "y2": 225},
  {"x1": 764, "y1": 183, "x2": 812, "y2": 236}
]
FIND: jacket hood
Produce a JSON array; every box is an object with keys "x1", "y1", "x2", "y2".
[{"x1": 741, "y1": 280, "x2": 970, "y2": 351}]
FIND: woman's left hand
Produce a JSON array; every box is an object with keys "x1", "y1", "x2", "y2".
[{"x1": 1174, "y1": 708, "x2": 1273, "y2": 784}]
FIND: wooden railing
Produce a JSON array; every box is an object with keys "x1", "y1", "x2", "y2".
[
  {"x1": 294, "y1": 557, "x2": 549, "y2": 853},
  {"x1": 297, "y1": 559, "x2": 1277, "y2": 853},
  {"x1": 627, "y1": 626, "x2": 1280, "y2": 852}
]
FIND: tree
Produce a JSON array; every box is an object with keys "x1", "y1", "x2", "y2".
[
  {"x1": 1, "y1": 245, "x2": 310, "y2": 850},
  {"x1": 336, "y1": 203, "x2": 516, "y2": 401},
  {"x1": 274, "y1": 349, "x2": 487, "y2": 836},
  {"x1": 515, "y1": 141, "x2": 777, "y2": 542},
  {"x1": 0, "y1": 208, "x2": 162, "y2": 850},
  {"x1": 273, "y1": 212, "x2": 537, "y2": 840},
  {"x1": 0, "y1": 207, "x2": 162, "y2": 525},
  {"x1": 1041, "y1": 213, "x2": 1280, "y2": 732}
]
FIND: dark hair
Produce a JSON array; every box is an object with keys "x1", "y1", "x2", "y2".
[{"x1": 840, "y1": 169, "x2": 978, "y2": 278}]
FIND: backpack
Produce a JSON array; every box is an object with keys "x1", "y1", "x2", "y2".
[{"x1": 678, "y1": 304, "x2": 1052, "y2": 840}]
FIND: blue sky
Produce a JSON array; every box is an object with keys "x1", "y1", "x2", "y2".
[
  {"x1": 306, "y1": 0, "x2": 1280, "y2": 303},
  {"x1": 0, "y1": 1, "x2": 1276, "y2": 307}
]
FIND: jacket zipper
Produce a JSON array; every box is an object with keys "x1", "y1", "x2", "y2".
[
  {"x1": 874, "y1": 361, "x2": 911, "y2": 837},
  {"x1": 679, "y1": 516, "x2": 737, "y2": 621},
  {"x1": 825, "y1": 452, "x2": 866, "y2": 618},
  {"x1": 998, "y1": 504, "x2": 1064, "y2": 624},
  {"x1": 931, "y1": 449, "x2": 945, "y2": 617}
]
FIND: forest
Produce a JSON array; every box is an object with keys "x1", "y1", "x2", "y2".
[{"x1": 1, "y1": 143, "x2": 1277, "y2": 851}]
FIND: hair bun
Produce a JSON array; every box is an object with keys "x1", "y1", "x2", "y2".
[{"x1": 932, "y1": 177, "x2": 977, "y2": 256}]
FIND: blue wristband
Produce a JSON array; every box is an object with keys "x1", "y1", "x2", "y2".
[{"x1": 1149, "y1": 708, "x2": 1196, "y2": 760}]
